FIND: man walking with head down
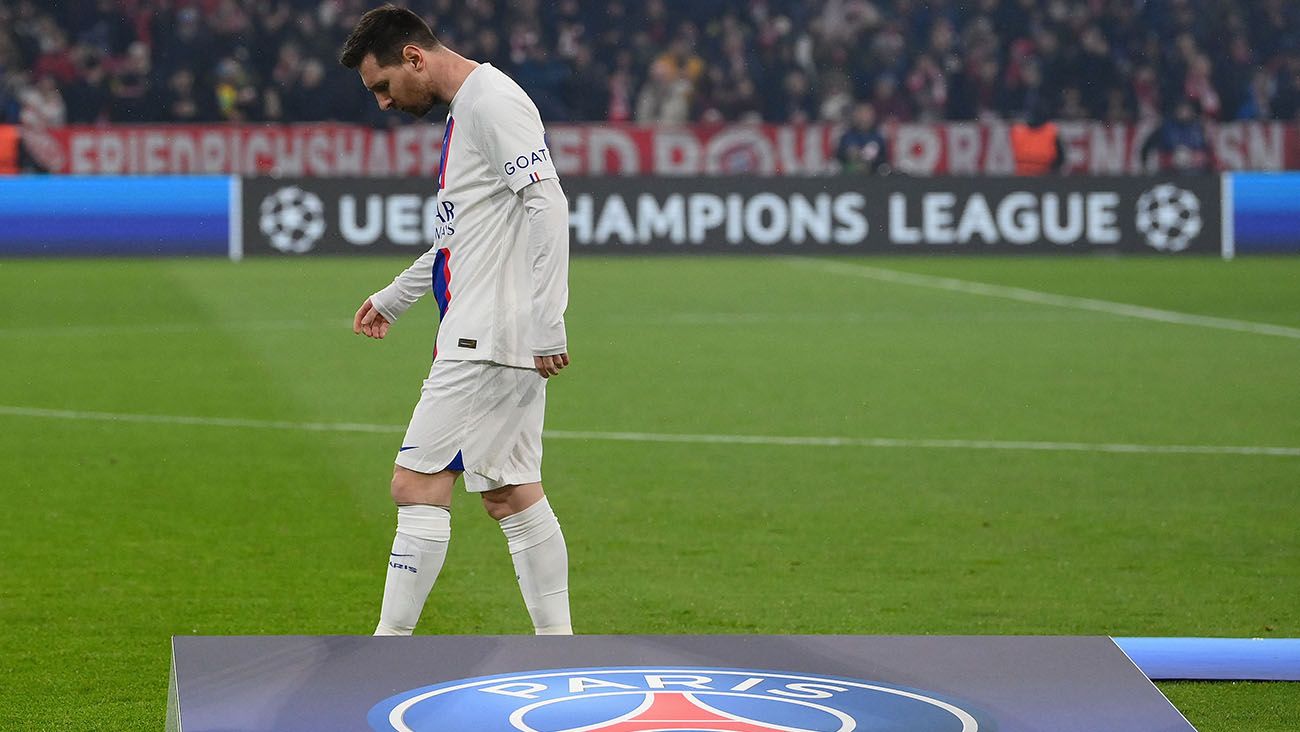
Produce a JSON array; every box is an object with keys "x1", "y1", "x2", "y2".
[{"x1": 340, "y1": 4, "x2": 572, "y2": 636}]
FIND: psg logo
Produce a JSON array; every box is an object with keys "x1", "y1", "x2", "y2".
[{"x1": 368, "y1": 667, "x2": 995, "y2": 732}]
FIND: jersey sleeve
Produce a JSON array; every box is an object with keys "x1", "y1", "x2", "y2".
[
  {"x1": 470, "y1": 86, "x2": 558, "y2": 194},
  {"x1": 370, "y1": 247, "x2": 437, "y2": 323},
  {"x1": 521, "y1": 178, "x2": 569, "y2": 356}
]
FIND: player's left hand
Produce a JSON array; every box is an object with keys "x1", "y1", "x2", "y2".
[{"x1": 534, "y1": 353, "x2": 569, "y2": 378}]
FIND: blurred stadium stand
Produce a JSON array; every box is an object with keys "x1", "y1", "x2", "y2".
[{"x1": 2, "y1": 0, "x2": 1299, "y2": 127}]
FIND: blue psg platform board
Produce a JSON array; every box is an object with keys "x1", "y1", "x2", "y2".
[{"x1": 166, "y1": 635, "x2": 1196, "y2": 732}]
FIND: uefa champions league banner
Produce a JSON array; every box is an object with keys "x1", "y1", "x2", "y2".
[{"x1": 241, "y1": 175, "x2": 1223, "y2": 256}]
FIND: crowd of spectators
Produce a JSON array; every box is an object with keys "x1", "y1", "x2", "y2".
[{"x1": 2, "y1": 0, "x2": 1300, "y2": 131}]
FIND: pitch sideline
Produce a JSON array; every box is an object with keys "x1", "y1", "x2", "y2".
[{"x1": 1, "y1": 404, "x2": 1297, "y2": 458}]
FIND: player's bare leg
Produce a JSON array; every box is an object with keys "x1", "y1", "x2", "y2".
[
  {"x1": 374, "y1": 466, "x2": 457, "y2": 636},
  {"x1": 483, "y1": 483, "x2": 572, "y2": 635}
]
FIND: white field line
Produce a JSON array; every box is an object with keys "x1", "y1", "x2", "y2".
[
  {"x1": 0, "y1": 319, "x2": 351, "y2": 338},
  {"x1": 0, "y1": 405, "x2": 399, "y2": 434},
  {"x1": 2, "y1": 405, "x2": 1297, "y2": 458},
  {"x1": 791, "y1": 258, "x2": 1300, "y2": 341},
  {"x1": 606, "y1": 311, "x2": 1103, "y2": 325},
  {"x1": 1, "y1": 311, "x2": 1108, "y2": 338}
]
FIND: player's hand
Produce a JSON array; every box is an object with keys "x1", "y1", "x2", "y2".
[
  {"x1": 353, "y1": 298, "x2": 391, "y2": 340},
  {"x1": 534, "y1": 353, "x2": 569, "y2": 378}
]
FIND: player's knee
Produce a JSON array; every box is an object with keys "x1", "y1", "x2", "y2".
[
  {"x1": 390, "y1": 468, "x2": 417, "y2": 504},
  {"x1": 481, "y1": 488, "x2": 514, "y2": 520},
  {"x1": 481, "y1": 483, "x2": 544, "y2": 520},
  {"x1": 391, "y1": 466, "x2": 452, "y2": 506}
]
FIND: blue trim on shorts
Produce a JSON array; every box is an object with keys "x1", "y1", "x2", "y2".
[{"x1": 444, "y1": 450, "x2": 464, "y2": 472}]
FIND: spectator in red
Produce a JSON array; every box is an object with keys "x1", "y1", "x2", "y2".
[
  {"x1": 32, "y1": 26, "x2": 78, "y2": 85},
  {"x1": 605, "y1": 50, "x2": 637, "y2": 123},
  {"x1": 1183, "y1": 54, "x2": 1221, "y2": 120}
]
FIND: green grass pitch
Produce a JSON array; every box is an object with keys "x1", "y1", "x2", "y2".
[{"x1": 1, "y1": 254, "x2": 1297, "y2": 730}]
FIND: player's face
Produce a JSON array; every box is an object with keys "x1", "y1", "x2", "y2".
[{"x1": 359, "y1": 50, "x2": 436, "y2": 118}]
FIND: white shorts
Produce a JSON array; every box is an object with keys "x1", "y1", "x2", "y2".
[{"x1": 395, "y1": 359, "x2": 546, "y2": 493}]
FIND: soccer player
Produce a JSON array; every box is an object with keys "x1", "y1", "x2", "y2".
[{"x1": 339, "y1": 5, "x2": 572, "y2": 636}]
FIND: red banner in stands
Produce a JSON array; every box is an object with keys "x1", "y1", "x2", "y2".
[
  {"x1": 891, "y1": 121, "x2": 1297, "y2": 175},
  {"x1": 23, "y1": 124, "x2": 447, "y2": 177},
  {"x1": 22, "y1": 123, "x2": 840, "y2": 177},
  {"x1": 20, "y1": 121, "x2": 1300, "y2": 176},
  {"x1": 546, "y1": 124, "x2": 840, "y2": 176}
]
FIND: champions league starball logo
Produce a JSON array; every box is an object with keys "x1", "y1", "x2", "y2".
[
  {"x1": 368, "y1": 668, "x2": 995, "y2": 732},
  {"x1": 260, "y1": 186, "x2": 326, "y2": 253},
  {"x1": 1135, "y1": 183, "x2": 1202, "y2": 253}
]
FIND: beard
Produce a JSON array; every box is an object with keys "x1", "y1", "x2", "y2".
[
  {"x1": 398, "y1": 84, "x2": 442, "y2": 118},
  {"x1": 401, "y1": 97, "x2": 437, "y2": 118}
]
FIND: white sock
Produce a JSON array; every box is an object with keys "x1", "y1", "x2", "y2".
[
  {"x1": 499, "y1": 496, "x2": 572, "y2": 635},
  {"x1": 374, "y1": 505, "x2": 451, "y2": 636}
]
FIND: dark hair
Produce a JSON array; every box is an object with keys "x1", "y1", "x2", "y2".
[{"x1": 339, "y1": 4, "x2": 440, "y2": 69}]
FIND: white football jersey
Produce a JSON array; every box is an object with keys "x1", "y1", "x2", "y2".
[{"x1": 371, "y1": 63, "x2": 566, "y2": 368}]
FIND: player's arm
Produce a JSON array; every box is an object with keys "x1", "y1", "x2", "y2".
[
  {"x1": 520, "y1": 178, "x2": 570, "y2": 377},
  {"x1": 353, "y1": 247, "x2": 439, "y2": 339}
]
